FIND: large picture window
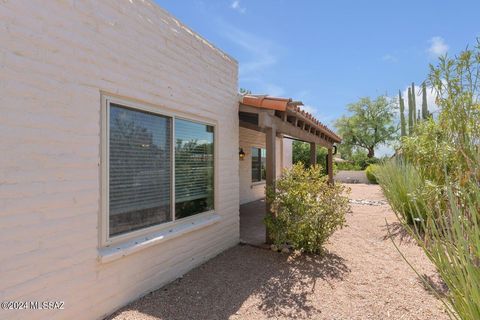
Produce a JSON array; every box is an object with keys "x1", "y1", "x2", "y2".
[
  {"x1": 108, "y1": 104, "x2": 171, "y2": 237},
  {"x1": 105, "y1": 101, "x2": 215, "y2": 240},
  {"x1": 251, "y1": 147, "x2": 266, "y2": 182}
]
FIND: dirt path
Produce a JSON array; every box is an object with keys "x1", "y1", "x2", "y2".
[{"x1": 108, "y1": 184, "x2": 448, "y2": 320}]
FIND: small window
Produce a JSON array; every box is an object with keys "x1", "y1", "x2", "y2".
[
  {"x1": 251, "y1": 147, "x2": 266, "y2": 182},
  {"x1": 104, "y1": 100, "x2": 216, "y2": 242}
]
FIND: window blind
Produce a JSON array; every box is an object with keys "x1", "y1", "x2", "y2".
[
  {"x1": 108, "y1": 104, "x2": 171, "y2": 236},
  {"x1": 175, "y1": 119, "x2": 214, "y2": 219}
]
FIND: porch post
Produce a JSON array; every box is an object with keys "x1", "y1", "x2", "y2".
[
  {"x1": 265, "y1": 126, "x2": 277, "y2": 244},
  {"x1": 327, "y1": 147, "x2": 334, "y2": 184},
  {"x1": 309, "y1": 142, "x2": 317, "y2": 166}
]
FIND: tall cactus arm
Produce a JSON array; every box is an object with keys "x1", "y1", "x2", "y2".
[{"x1": 399, "y1": 90, "x2": 406, "y2": 137}]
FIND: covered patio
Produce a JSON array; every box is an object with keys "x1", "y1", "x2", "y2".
[{"x1": 239, "y1": 94, "x2": 342, "y2": 244}]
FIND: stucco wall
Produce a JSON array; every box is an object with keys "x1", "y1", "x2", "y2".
[{"x1": 0, "y1": 1, "x2": 238, "y2": 320}]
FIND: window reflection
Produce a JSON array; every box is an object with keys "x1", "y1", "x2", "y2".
[{"x1": 175, "y1": 119, "x2": 214, "y2": 219}]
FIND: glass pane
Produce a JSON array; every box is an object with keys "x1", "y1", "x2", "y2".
[
  {"x1": 251, "y1": 147, "x2": 266, "y2": 182},
  {"x1": 251, "y1": 147, "x2": 261, "y2": 182},
  {"x1": 261, "y1": 148, "x2": 266, "y2": 180},
  {"x1": 175, "y1": 119, "x2": 214, "y2": 219},
  {"x1": 109, "y1": 104, "x2": 171, "y2": 237}
]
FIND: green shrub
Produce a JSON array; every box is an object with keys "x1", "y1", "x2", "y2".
[
  {"x1": 265, "y1": 163, "x2": 350, "y2": 254},
  {"x1": 349, "y1": 151, "x2": 380, "y2": 170},
  {"x1": 375, "y1": 159, "x2": 427, "y2": 225},
  {"x1": 336, "y1": 161, "x2": 362, "y2": 171},
  {"x1": 365, "y1": 164, "x2": 379, "y2": 184},
  {"x1": 363, "y1": 157, "x2": 381, "y2": 168},
  {"x1": 419, "y1": 180, "x2": 480, "y2": 320},
  {"x1": 292, "y1": 141, "x2": 335, "y2": 176},
  {"x1": 401, "y1": 119, "x2": 457, "y2": 187},
  {"x1": 379, "y1": 40, "x2": 480, "y2": 320},
  {"x1": 385, "y1": 168, "x2": 480, "y2": 320}
]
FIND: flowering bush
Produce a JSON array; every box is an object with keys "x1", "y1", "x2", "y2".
[{"x1": 265, "y1": 163, "x2": 350, "y2": 254}]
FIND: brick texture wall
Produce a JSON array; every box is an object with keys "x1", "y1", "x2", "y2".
[{"x1": 0, "y1": 1, "x2": 239, "y2": 319}]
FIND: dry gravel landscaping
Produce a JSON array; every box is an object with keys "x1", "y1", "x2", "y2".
[{"x1": 108, "y1": 184, "x2": 449, "y2": 320}]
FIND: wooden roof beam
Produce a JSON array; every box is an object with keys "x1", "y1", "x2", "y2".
[{"x1": 257, "y1": 110, "x2": 332, "y2": 148}]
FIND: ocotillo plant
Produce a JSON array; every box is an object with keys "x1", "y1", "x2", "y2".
[
  {"x1": 421, "y1": 83, "x2": 429, "y2": 119},
  {"x1": 399, "y1": 90, "x2": 406, "y2": 137}
]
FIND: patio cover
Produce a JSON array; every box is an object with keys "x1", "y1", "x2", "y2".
[
  {"x1": 240, "y1": 95, "x2": 341, "y2": 146},
  {"x1": 239, "y1": 94, "x2": 342, "y2": 243}
]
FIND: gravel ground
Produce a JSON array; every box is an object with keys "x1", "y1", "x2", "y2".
[{"x1": 107, "y1": 184, "x2": 448, "y2": 320}]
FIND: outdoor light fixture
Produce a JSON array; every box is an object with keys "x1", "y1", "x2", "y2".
[{"x1": 239, "y1": 148, "x2": 246, "y2": 160}]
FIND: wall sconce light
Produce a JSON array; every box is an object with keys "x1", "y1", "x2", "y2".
[{"x1": 239, "y1": 148, "x2": 246, "y2": 160}]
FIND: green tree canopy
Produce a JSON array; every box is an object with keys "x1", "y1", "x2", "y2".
[
  {"x1": 292, "y1": 141, "x2": 329, "y2": 175},
  {"x1": 335, "y1": 96, "x2": 397, "y2": 158}
]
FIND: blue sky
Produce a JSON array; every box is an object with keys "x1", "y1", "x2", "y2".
[{"x1": 157, "y1": 1, "x2": 479, "y2": 146}]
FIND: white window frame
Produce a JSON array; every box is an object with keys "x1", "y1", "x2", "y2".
[{"x1": 100, "y1": 94, "x2": 217, "y2": 247}]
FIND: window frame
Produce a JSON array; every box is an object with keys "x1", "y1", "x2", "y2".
[
  {"x1": 251, "y1": 146, "x2": 266, "y2": 183},
  {"x1": 100, "y1": 94, "x2": 217, "y2": 247}
]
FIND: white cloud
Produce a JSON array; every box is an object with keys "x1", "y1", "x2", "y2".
[
  {"x1": 264, "y1": 83, "x2": 285, "y2": 97},
  {"x1": 231, "y1": 0, "x2": 246, "y2": 13},
  {"x1": 219, "y1": 23, "x2": 278, "y2": 76},
  {"x1": 300, "y1": 104, "x2": 335, "y2": 126},
  {"x1": 301, "y1": 104, "x2": 317, "y2": 115},
  {"x1": 218, "y1": 20, "x2": 286, "y2": 96},
  {"x1": 382, "y1": 54, "x2": 398, "y2": 63},
  {"x1": 427, "y1": 36, "x2": 449, "y2": 58}
]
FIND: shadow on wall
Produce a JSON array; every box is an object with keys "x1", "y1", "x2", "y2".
[{"x1": 106, "y1": 245, "x2": 350, "y2": 320}]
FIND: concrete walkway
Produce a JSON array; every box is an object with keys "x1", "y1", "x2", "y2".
[{"x1": 239, "y1": 199, "x2": 267, "y2": 247}]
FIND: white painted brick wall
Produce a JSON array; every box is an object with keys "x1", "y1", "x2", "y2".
[{"x1": 0, "y1": 1, "x2": 239, "y2": 319}]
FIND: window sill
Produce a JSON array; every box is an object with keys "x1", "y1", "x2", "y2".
[{"x1": 98, "y1": 213, "x2": 222, "y2": 264}]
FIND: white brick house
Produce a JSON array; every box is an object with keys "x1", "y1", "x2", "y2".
[{"x1": 0, "y1": 1, "x2": 340, "y2": 319}]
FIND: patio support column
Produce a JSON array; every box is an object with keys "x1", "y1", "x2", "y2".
[
  {"x1": 265, "y1": 126, "x2": 277, "y2": 244},
  {"x1": 327, "y1": 147, "x2": 334, "y2": 184},
  {"x1": 309, "y1": 142, "x2": 317, "y2": 166}
]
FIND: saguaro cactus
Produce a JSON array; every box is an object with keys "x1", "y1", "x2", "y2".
[
  {"x1": 407, "y1": 87, "x2": 414, "y2": 135},
  {"x1": 399, "y1": 90, "x2": 406, "y2": 137},
  {"x1": 411, "y1": 82, "x2": 416, "y2": 125},
  {"x1": 421, "y1": 82, "x2": 429, "y2": 119}
]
